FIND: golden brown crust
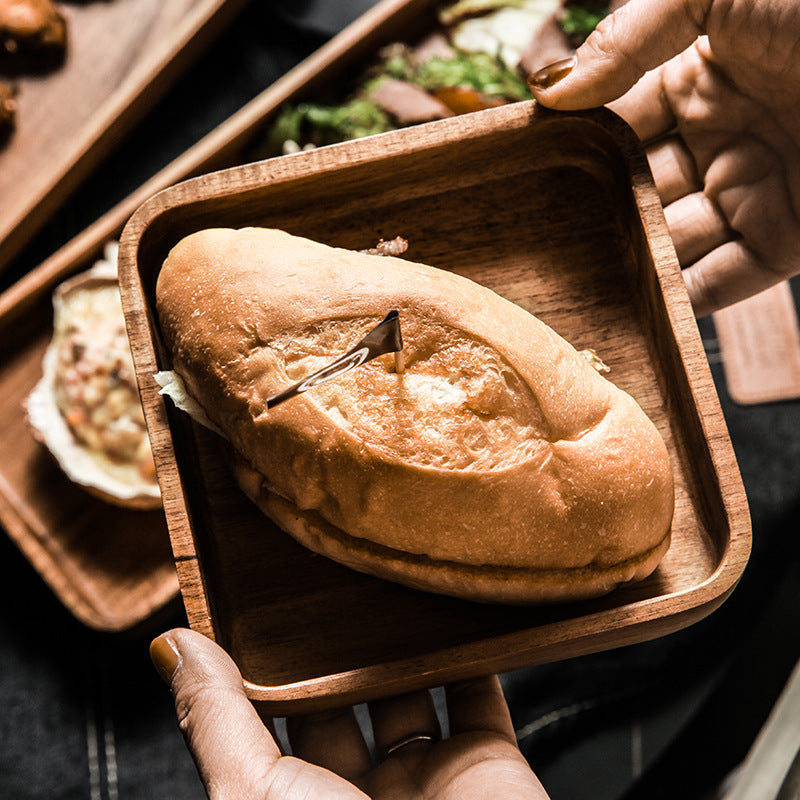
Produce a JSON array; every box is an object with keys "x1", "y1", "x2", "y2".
[
  {"x1": 232, "y1": 454, "x2": 671, "y2": 604},
  {"x1": 157, "y1": 227, "x2": 674, "y2": 603}
]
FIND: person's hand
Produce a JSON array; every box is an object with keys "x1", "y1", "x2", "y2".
[
  {"x1": 528, "y1": 0, "x2": 800, "y2": 317},
  {"x1": 150, "y1": 628, "x2": 549, "y2": 800}
]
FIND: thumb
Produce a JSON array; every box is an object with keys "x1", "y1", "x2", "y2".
[
  {"x1": 150, "y1": 628, "x2": 281, "y2": 796},
  {"x1": 529, "y1": 0, "x2": 708, "y2": 109}
]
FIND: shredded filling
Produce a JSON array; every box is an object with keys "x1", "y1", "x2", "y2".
[{"x1": 53, "y1": 284, "x2": 155, "y2": 481}]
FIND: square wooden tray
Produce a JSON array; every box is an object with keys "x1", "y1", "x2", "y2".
[{"x1": 118, "y1": 102, "x2": 751, "y2": 713}]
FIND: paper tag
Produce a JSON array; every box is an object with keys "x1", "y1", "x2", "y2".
[{"x1": 713, "y1": 281, "x2": 800, "y2": 405}]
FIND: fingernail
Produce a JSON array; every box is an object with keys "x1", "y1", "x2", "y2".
[
  {"x1": 528, "y1": 55, "x2": 577, "y2": 90},
  {"x1": 150, "y1": 635, "x2": 180, "y2": 684}
]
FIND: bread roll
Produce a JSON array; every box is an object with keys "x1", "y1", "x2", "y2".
[{"x1": 156, "y1": 227, "x2": 674, "y2": 604}]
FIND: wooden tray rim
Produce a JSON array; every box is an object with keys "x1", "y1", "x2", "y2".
[
  {"x1": 119, "y1": 102, "x2": 752, "y2": 709},
  {"x1": 0, "y1": 489, "x2": 179, "y2": 632}
]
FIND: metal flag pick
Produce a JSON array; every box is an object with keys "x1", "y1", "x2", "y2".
[{"x1": 266, "y1": 310, "x2": 404, "y2": 409}]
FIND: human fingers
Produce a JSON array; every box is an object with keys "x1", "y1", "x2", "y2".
[
  {"x1": 672, "y1": 131, "x2": 800, "y2": 314},
  {"x1": 286, "y1": 707, "x2": 372, "y2": 781},
  {"x1": 368, "y1": 688, "x2": 442, "y2": 760},
  {"x1": 606, "y1": 68, "x2": 674, "y2": 141},
  {"x1": 683, "y1": 240, "x2": 786, "y2": 317},
  {"x1": 663, "y1": 191, "x2": 730, "y2": 266},
  {"x1": 446, "y1": 676, "x2": 552, "y2": 799},
  {"x1": 529, "y1": 0, "x2": 708, "y2": 110},
  {"x1": 645, "y1": 135, "x2": 702, "y2": 205},
  {"x1": 150, "y1": 628, "x2": 281, "y2": 798},
  {"x1": 445, "y1": 675, "x2": 516, "y2": 744}
]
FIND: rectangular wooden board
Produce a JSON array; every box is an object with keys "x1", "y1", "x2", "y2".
[{"x1": 0, "y1": 0, "x2": 249, "y2": 273}]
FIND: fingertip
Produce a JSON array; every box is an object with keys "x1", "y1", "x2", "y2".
[
  {"x1": 682, "y1": 264, "x2": 715, "y2": 318},
  {"x1": 150, "y1": 628, "x2": 244, "y2": 692},
  {"x1": 527, "y1": 42, "x2": 623, "y2": 111},
  {"x1": 527, "y1": 8, "x2": 627, "y2": 110},
  {"x1": 527, "y1": 54, "x2": 590, "y2": 110},
  {"x1": 446, "y1": 675, "x2": 516, "y2": 743},
  {"x1": 150, "y1": 632, "x2": 181, "y2": 685},
  {"x1": 153, "y1": 628, "x2": 284, "y2": 790},
  {"x1": 528, "y1": 55, "x2": 577, "y2": 93},
  {"x1": 530, "y1": 0, "x2": 705, "y2": 111}
]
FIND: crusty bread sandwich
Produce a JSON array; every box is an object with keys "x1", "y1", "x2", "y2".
[{"x1": 155, "y1": 227, "x2": 674, "y2": 604}]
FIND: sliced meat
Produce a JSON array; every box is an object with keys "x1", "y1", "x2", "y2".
[
  {"x1": 411, "y1": 31, "x2": 454, "y2": 65},
  {"x1": 370, "y1": 78, "x2": 455, "y2": 125}
]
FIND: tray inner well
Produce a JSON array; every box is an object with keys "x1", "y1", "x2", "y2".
[{"x1": 138, "y1": 115, "x2": 726, "y2": 689}]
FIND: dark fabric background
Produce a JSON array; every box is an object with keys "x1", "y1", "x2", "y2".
[{"x1": 2, "y1": 3, "x2": 799, "y2": 798}]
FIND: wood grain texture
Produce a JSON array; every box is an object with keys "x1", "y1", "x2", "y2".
[
  {"x1": 0, "y1": 0, "x2": 249, "y2": 273},
  {"x1": 118, "y1": 102, "x2": 751, "y2": 713}
]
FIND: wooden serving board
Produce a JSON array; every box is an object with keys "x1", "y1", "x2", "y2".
[
  {"x1": 119, "y1": 103, "x2": 751, "y2": 713},
  {"x1": 0, "y1": 0, "x2": 249, "y2": 274}
]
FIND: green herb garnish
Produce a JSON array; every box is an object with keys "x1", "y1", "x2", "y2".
[
  {"x1": 415, "y1": 50, "x2": 530, "y2": 100},
  {"x1": 558, "y1": 2, "x2": 609, "y2": 46}
]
